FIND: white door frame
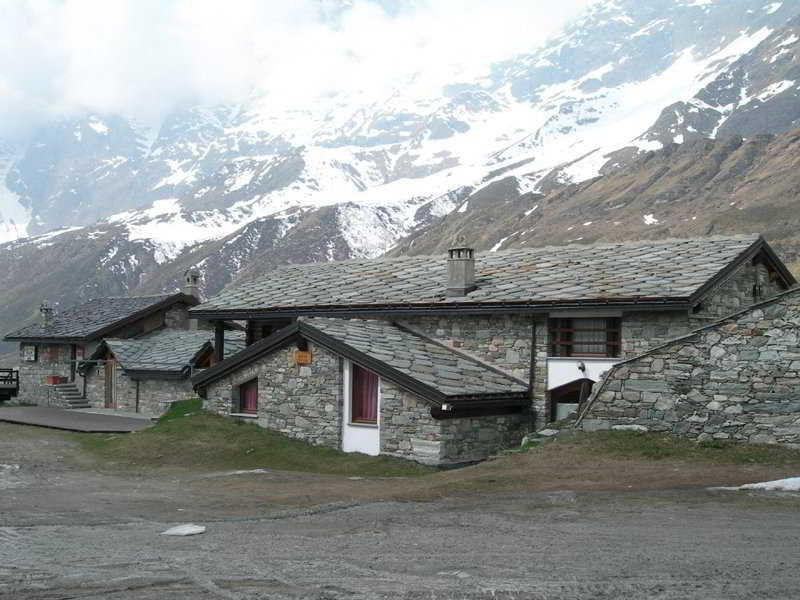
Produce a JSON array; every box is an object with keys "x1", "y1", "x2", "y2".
[{"x1": 341, "y1": 359, "x2": 380, "y2": 455}]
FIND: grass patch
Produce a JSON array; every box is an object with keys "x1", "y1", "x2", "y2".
[
  {"x1": 559, "y1": 431, "x2": 800, "y2": 466},
  {"x1": 75, "y1": 401, "x2": 433, "y2": 477}
]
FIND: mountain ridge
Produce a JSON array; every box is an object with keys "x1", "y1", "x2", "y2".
[{"x1": 1, "y1": 0, "x2": 799, "y2": 353}]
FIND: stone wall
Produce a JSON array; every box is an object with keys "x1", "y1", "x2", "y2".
[
  {"x1": 621, "y1": 311, "x2": 692, "y2": 356},
  {"x1": 204, "y1": 341, "x2": 343, "y2": 448},
  {"x1": 532, "y1": 316, "x2": 549, "y2": 422},
  {"x1": 377, "y1": 379, "x2": 529, "y2": 465},
  {"x1": 84, "y1": 363, "x2": 195, "y2": 415},
  {"x1": 164, "y1": 304, "x2": 191, "y2": 329},
  {"x1": 401, "y1": 314, "x2": 534, "y2": 382},
  {"x1": 581, "y1": 287, "x2": 800, "y2": 446},
  {"x1": 16, "y1": 343, "x2": 73, "y2": 405},
  {"x1": 137, "y1": 378, "x2": 197, "y2": 414},
  {"x1": 692, "y1": 259, "x2": 787, "y2": 322}
]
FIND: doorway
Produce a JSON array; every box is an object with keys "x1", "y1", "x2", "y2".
[{"x1": 104, "y1": 358, "x2": 116, "y2": 409}]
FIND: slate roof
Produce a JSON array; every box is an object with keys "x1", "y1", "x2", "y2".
[
  {"x1": 301, "y1": 317, "x2": 528, "y2": 398},
  {"x1": 192, "y1": 317, "x2": 529, "y2": 406},
  {"x1": 101, "y1": 329, "x2": 246, "y2": 374},
  {"x1": 4, "y1": 294, "x2": 197, "y2": 341},
  {"x1": 191, "y1": 236, "x2": 788, "y2": 316}
]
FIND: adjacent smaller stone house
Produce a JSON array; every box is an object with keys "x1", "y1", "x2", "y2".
[
  {"x1": 579, "y1": 286, "x2": 800, "y2": 446},
  {"x1": 3, "y1": 293, "x2": 200, "y2": 407},
  {"x1": 194, "y1": 318, "x2": 530, "y2": 464},
  {"x1": 81, "y1": 329, "x2": 246, "y2": 415}
]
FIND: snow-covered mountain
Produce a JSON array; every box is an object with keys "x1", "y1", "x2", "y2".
[{"x1": 1, "y1": 0, "x2": 799, "y2": 347}]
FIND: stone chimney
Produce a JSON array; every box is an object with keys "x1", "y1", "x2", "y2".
[
  {"x1": 39, "y1": 301, "x2": 54, "y2": 329},
  {"x1": 446, "y1": 242, "x2": 476, "y2": 297},
  {"x1": 182, "y1": 268, "x2": 201, "y2": 301}
]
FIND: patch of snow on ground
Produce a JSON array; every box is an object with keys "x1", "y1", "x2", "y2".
[
  {"x1": 764, "y1": 2, "x2": 783, "y2": 15},
  {"x1": 755, "y1": 80, "x2": 795, "y2": 102},
  {"x1": 88, "y1": 118, "x2": 109, "y2": 135},
  {"x1": 490, "y1": 235, "x2": 512, "y2": 252},
  {"x1": 31, "y1": 226, "x2": 83, "y2": 247},
  {"x1": 716, "y1": 477, "x2": 800, "y2": 491},
  {"x1": 643, "y1": 214, "x2": 659, "y2": 225}
]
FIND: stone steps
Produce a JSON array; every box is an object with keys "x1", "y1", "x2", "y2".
[{"x1": 52, "y1": 383, "x2": 90, "y2": 409}]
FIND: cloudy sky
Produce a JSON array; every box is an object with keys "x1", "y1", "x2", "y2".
[{"x1": 0, "y1": 0, "x2": 593, "y2": 137}]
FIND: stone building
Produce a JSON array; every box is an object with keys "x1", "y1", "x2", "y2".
[
  {"x1": 190, "y1": 235, "x2": 796, "y2": 465},
  {"x1": 80, "y1": 329, "x2": 246, "y2": 416},
  {"x1": 578, "y1": 286, "x2": 800, "y2": 446},
  {"x1": 3, "y1": 293, "x2": 200, "y2": 407}
]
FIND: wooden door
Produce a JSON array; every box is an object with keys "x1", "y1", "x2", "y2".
[
  {"x1": 104, "y1": 359, "x2": 116, "y2": 408},
  {"x1": 69, "y1": 344, "x2": 77, "y2": 382},
  {"x1": 240, "y1": 379, "x2": 258, "y2": 414}
]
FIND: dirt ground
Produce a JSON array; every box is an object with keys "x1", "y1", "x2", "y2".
[{"x1": 1, "y1": 422, "x2": 800, "y2": 599}]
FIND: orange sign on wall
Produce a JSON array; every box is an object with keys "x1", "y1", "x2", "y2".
[{"x1": 294, "y1": 351, "x2": 312, "y2": 365}]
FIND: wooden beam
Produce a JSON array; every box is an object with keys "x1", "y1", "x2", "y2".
[{"x1": 214, "y1": 321, "x2": 225, "y2": 363}]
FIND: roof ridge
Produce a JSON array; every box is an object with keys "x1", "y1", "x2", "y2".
[{"x1": 226, "y1": 234, "x2": 764, "y2": 272}]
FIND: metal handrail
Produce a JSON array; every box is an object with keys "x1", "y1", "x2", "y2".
[{"x1": 0, "y1": 369, "x2": 19, "y2": 386}]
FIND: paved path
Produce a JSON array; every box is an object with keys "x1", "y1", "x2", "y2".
[{"x1": 0, "y1": 406, "x2": 153, "y2": 432}]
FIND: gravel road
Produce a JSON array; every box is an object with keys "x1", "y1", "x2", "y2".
[{"x1": 1, "y1": 423, "x2": 799, "y2": 599}]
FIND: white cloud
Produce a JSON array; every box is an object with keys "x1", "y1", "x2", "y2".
[{"x1": 0, "y1": 0, "x2": 593, "y2": 137}]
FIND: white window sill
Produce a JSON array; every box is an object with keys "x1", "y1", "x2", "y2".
[{"x1": 230, "y1": 412, "x2": 258, "y2": 419}]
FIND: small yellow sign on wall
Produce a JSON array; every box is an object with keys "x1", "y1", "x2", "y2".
[{"x1": 294, "y1": 350, "x2": 312, "y2": 365}]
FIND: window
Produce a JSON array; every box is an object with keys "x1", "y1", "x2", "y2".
[
  {"x1": 351, "y1": 364, "x2": 378, "y2": 424},
  {"x1": 239, "y1": 379, "x2": 258, "y2": 414},
  {"x1": 549, "y1": 317, "x2": 621, "y2": 358},
  {"x1": 22, "y1": 344, "x2": 38, "y2": 362}
]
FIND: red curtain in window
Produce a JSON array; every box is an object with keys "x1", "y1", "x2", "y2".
[
  {"x1": 352, "y1": 364, "x2": 378, "y2": 423},
  {"x1": 240, "y1": 379, "x2": 258, "y2": 414}
]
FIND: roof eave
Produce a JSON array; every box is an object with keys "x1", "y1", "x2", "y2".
[
  {"x1": 189, "y1": 297, "x2": 692, "y2": 321},
  {"x1": 3, "y1": 293, "x2": 199, "y2": 343},
  {"x1": 192, "y1": 320, "x2": 532, "y2": 409},
  {"x1": 127, "y1": 369, "x2": 187, "y2": 380}
]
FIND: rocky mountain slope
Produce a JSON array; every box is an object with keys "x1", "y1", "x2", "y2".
[
  {"x1": 1, "y1": 0, "x2": 800, "y2": 352},
  {"x1": 391, "y1": 129, "x2": 800, "y2": 271}
]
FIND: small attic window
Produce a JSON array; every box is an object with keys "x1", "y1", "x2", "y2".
[{"x1": 752, "y1": 284, "x2": 763, "y2": 300}]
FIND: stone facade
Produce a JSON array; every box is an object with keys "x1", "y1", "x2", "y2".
[
  {"x1": 692, "y1": 259, "x2": 786, "y2": 322},
  {"x1": 202, "y1": 339, "x2": 528, "y2": 465},
  {"x1": 83, "y1": 363, "x2": 196, "y2": 415},
  {"x1": 532, "y1": 316, "x2": 550, "y2": 422},
  {"x1": 15, "y1": 342, "x2": 89, "y2": 405},
  {"x1": 581, "y1": 288, "x2": 800, "y2": 446},
  {"x1": 204, "y1": 341, "x2": 343, "y2": 448},
  {"x1": 401, "y1": 314, "x2": 534, "y2": 382},
  {"x1": 620, "y1": 311, "x2": 692, "y2": 356},
  {"x1": 380, "y1": 380, "x2": 527, "y2": 464}
]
